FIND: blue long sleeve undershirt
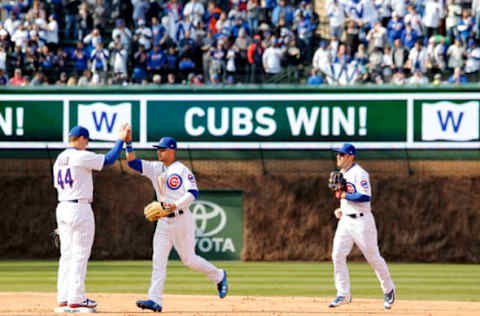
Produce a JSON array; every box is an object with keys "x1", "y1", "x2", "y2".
[
  {"x1": 345, "y1": 192, "x2": 370, "y2": 202},
  {"x1": 103, "y1": 140, "x2": 124, "y2": 166}
]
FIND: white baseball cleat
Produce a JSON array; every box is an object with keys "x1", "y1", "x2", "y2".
[
  {"x1": 384, "y1": 289, "x2": 395, "y2": 309},
  {"x1": 328, "y1": 295, "x2": 352, "y2": 307}
]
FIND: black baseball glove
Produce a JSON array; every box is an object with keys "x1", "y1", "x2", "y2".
[
  {"x1": 328, "y1": 170, "x2": 346, "y2": 191},
  {"x1": 49, "y1": 229, "x2": 60, "y2": 249}
]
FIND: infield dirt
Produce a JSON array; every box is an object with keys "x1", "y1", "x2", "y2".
[{"x1": 0, "y1": 292, "x2": 479, "y2": 316}]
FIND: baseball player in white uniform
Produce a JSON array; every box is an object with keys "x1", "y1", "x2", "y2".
[
  {"x1": 53, "y1": 124, "x2": 130, "y2": 312},
  {"x1": 328, "y1": 143, "x2": 396, "y2": 309},
  {"x1": 125, "y1": 136, "x2": 228, "y2": 312}
]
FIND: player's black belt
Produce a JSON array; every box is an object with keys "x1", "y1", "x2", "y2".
[
  {"x1": 61, "y1": 199, "x2": 91, "y2": 204},
  {"x1": 167, "y1": 210, "x2": 184, "y2": 218},
  {"x1": 347, "y1": 213, "x2": 364, "y2": 219}
]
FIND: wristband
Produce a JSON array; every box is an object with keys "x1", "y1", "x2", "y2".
[{"x1": 126, "y1": 142, "x2": 133, "y2": 153}]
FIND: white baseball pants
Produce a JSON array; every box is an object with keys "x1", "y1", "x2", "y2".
[
  {"x1": 56, "y1": 202, "x2": 95, "y2": 305},
  {"x1": 148, "y1": 210, "x2": 223, "y2": 305},
  {"x1": 332, "y1": 211, "x2": 395, "y2": 297}
]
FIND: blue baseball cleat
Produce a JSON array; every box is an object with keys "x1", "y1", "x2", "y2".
[
  {"x1": 384, "y1": 289, "x2": 395, "y2": 309},
  {"x1": 136, "y1": 299, "x2": 162, "y2": 312},
  {"x1": 217, "y1": 270, "x2": 228, "y2": 299},
  {"x1": 328, "y1": 295, "x2": 352, "y2": 308}
]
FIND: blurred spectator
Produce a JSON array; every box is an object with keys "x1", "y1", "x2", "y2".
[
  {"x1": 457, "y1": 9, "x2": 474, "y2": 45},
  {"x1": 0, "y1": 45, "x2": 6, "y2": 72},
  {"x1": 406, "y1": 40, "x2": 428, "y2": 73},
  {"x1": 285, "y1": 37, "x2": 302, "y2": 82},
  {"x1": 83, "y1": 28, "x2": 103, "y2": 48},
  {"x1": 433, "y1": 73, "x2": 443, "y2": 84},
  {"x1": 9, "y1": 68, "x2": 27, "y2": 86},
  {"x1": 445, "y1": 0, "x2": 461, "y2": 44},
  {"x1": 327, "y1": 0, "x2": 345, "y2": 40},
  {"x1": 67, "y1": 76, "x2": 77, "y2": 86},
  {"x1": 391, "y1": 69, "x2": 406, "y2": 85},
  {"x1": 401, "y1": 23, "x2": 419, "y2": 49},
  {"x1": 367, "y1": 21, "x2": 387, "y2": 52},
  {"x1": 307, "y1": 68, "x2": 323, "y2": 84},
  {"x1": 262, "y1": 39, "x2": 284, "y2": 80},
  {"x1": 167, "y1": 72, "x2": 176, "y2": 84},
  {"x1": 90, "y1": 41, "x2": 109, "y2": 81},
  {"x1": 73, "y1": 42, "x2": 88, "y2": 76},
  {"x1": 134, "y1": 19, "x2": 152, "y2": 50},
  {"x1": 408, "y1": 68, "x2": 429, "y2": 84},
  {"x1": 148, "y1": 43, "x2": 167, "y2": 77},
  {"x1": 448, "y1": 66, "x2": 468, "y2": 83},
  {"x1": 447, "y1": 38, "x2": 465, "y2": 70},
  {"x1": 184, "y1": 0, "x2": 205, "y2": 26},
  {"x1": 247, "y1": 34, "x2": 264, "y2": 82},
  {"x1": 209, "y1": 40, "x2": 226, "y2": 79},
  {"x1": 30, "y1": 71, "x2": 46, "y2": 86},
  {"x1": 56, "y1": 72, "x2": 68, "y2": 85},
  {"x1": 247, "y1": 0, "x2": 261, "y2": 33},
  {"x1": 132, "y1": 0, "x2": 150, "y2": 27},
  {"x1": 110, "y1": 41, "x2": 128, "y2": 75},
  {"x1": 272, "y1": 0, "x2": 294, "y2": 27},
  {"x1": 465, "y1": 39, "x2": 480, "y2": 75},
  {"x1": 164, "y1": 0, "x2": 182, "y2": 22},
  {"x1": 77, "y1": 2, "x2": 93, "y2": 41},
  {"x1": 64, "y1": 0, "x2": 81, "y2": 41},
  {"x1": 46, "y1": 14, "x2": 59, "y2": 51},
  {"x1": 152, "y1": 74, "x2": 162, "y2": 84},
  {"x1": 78, "y1": 69, "x2": 92, "y2": 85},
  {"x1": 0, "y1": 69, "x2": 8, "y2": 85},
  {"x1": 404, "y1": 6, "x2": 424, "y2": 41},
  {"x1": 423, "y1": 0, "x2": 444, "y2": 38},
  {"x1": 112, "y1": 19, "x2": 132, "y2": 52}
]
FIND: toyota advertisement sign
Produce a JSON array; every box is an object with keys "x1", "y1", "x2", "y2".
[{"x1": 170, "y1": 190, "x2": 243, "y2": 260}]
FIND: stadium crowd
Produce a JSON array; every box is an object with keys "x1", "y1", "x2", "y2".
[{"x1": 0, "y1": 0, "x2": 477, "y2": 86}]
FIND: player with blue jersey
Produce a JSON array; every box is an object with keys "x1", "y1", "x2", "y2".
[
  {"x1": 125, "y1": 136, "x2": 228, "y2": 313},
  {"x1": 328, "y1": 143, "x2": 396, "y2": 310},
  {"x1": 53, "y1": 124, "x2": 130, "y2": 313}
]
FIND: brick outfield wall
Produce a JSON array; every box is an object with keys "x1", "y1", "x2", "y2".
[{"x1": 1, "y1": 159, "x2": 479, "y2": 263}]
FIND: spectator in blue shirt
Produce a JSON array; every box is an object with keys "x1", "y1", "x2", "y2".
[
  {"x1": 147, "y1": 43, "x2": 167, "y2": 74},
  {"x1": 72, "y1": 42, "x2": 88, "y2": 76},
  {"x1": 272, "y1": 0, "x2": 294, "y2": 27},
  {"x1": 387, "y1": 12, "x2": 405, "y2": 46},
  {"x1": 307, "y1": 68, "x2": 323, "y2": 84},
  {"x1": 400, "y1": 23, "x2": 418, "y2": 49}
]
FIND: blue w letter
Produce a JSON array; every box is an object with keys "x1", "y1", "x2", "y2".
[
  {"x1": 92, "y1": 111, "x2": 117, "y2": 132},
  {"x1": 437, "y1": 110, "x2": 464, "y2": 133}
]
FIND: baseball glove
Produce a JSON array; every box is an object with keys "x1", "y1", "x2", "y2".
[
  {"x1": 49, "y1": 229, "x2": 60, "y2": 249},
  {"x1": 144, "y1": 201, "x2": 172, "y2": 221},
  {"x1": 328, "y1": 170, "x2": 346, "y2": 191}
]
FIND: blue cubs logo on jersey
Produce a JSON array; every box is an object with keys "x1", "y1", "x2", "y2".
[
  {"x1": 360, "y1": 180, "x2": 369, "y2": 190},
  {"x1": 188, "y1": 174, "x2": 195, "y2": 183},
  {"x1": 167, "y1": 174, "x2": 183, "y2": 190},
  {"x1": 346, "y1": 183, "x2": 355, "y2": 193}
]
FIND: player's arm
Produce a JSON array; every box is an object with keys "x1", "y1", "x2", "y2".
[
  {"x1": 341, "y1": 172, "x2": 371, "y2": 202},
  {"x1": 165, "y1": 170, "x2": 199, "y2": 211},
  {"x1": 104, "y1": 124, "x2": 130, "y2": 166}
]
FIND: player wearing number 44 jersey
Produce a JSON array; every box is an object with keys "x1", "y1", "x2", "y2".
[
  {"x1": 52, "y1": 124, "x2": 130, "y2": 313},
  {"x1": 125, "y1": 136, "x2": 228, "y2": 313},
  {"x1": 328, "y1": 143, "x2": 395, "y2": 310}
]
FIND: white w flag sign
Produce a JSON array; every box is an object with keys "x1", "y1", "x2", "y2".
[
  {"x1": 422, "y1": 101, "x2": 479, "y2": 141},
  {"x1": 78, "y1": 102, "x2": 131, "y2": 141}
]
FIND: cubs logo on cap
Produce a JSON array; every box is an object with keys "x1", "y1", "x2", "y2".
[
  {"x1": 188, "y1": 174, "x2": 195, "y2": 184},
  {"x1": 167, "y1": 174, "x2": 182, "y2": 190},
  {"x1": 333, "y1": 143, "x2": 356, "y2": 155},
  {"x1": 153, "y1": 137, "x2": 177, "y2": 150},
  {"x1": 360, "y1": 180, "x2": 369, "y2": 190}
]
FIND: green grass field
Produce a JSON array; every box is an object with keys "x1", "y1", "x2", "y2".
[{"x1": 0, "y1": 261, "x2": 479, "y2": 301}]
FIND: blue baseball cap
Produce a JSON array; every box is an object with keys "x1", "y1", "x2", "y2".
[
  {"x1": 69, "y1": 126, "x2": 90, "y2": 140},
  {"x1": 153, "y1": 137, "x2": 177, "y2": 150},
  {"x1": 333, "y1": 143, "x2": 356, "y2": 155}
]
